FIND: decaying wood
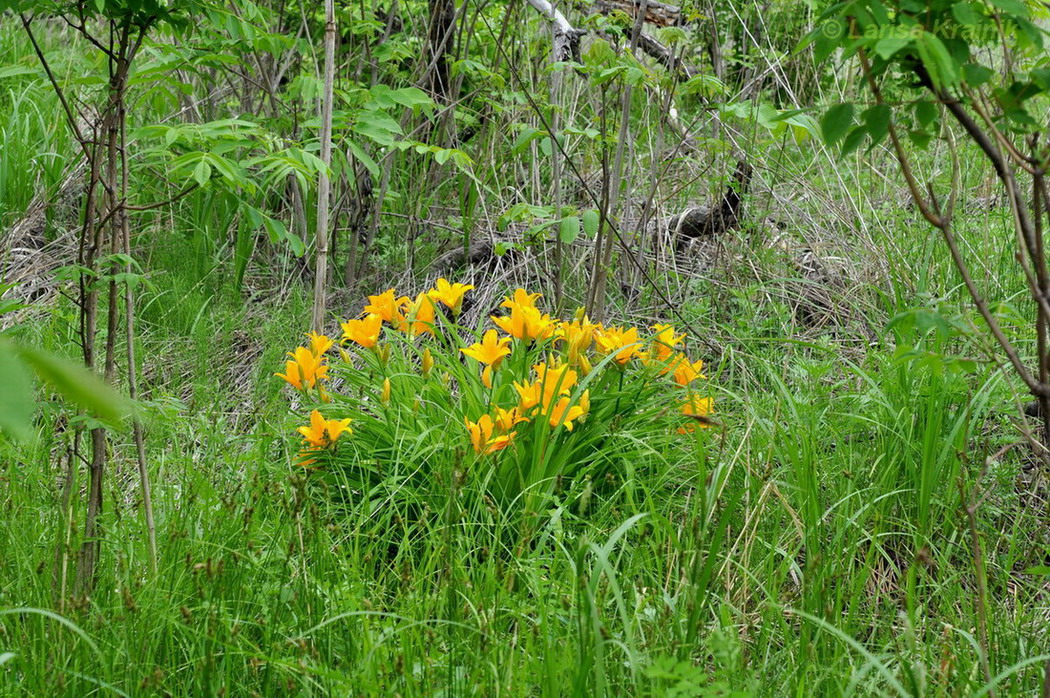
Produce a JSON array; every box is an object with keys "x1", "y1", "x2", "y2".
[
  {"x1": 592, "y1": 0, "x2": 681, "y2": 27},
  {"x1": 635, "y1": 32, "x2": 695, "y2": 79},
  {"x1": 524, "y1": 0, "x2": 584, "y2": 62},
  {"x1": 671, "y1": 160, "x2": 752, "y2": 249}
]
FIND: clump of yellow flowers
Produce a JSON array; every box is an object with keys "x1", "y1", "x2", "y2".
[{"x1": 276, "y1": 279, "x2": 713, "y2": 469}]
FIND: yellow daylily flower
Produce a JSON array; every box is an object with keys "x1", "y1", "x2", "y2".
[
  {"x1": 670, "y1": 354, "x2": 705, "y2": 387},
  {"x1": 514, "y1": 362, "x2": 578, "y2": 413},
  {"x1": 306, "y1": 331, "x2": 334, "y2": 357},
  {"x1": 276, "y1": 346, "x2": 329, "y2": 390},
  {"x1": 548, "y1": 390, "x2": 589, "y2": 431},
  {"x1": 275, "y1": 360, "x2": 303, "y2": 390},
  {"x1": 500, "y1": 288, "x2": 541, "y2": 309},
  {"x1": 493, "y1": 406, "x2": 528, "y2": 431},
  {"x1": 594, "y1": 326, "x2": 642, "y2": 366},
  {"x1": 464, "y1": 414, "x2": 516, "y2": 455},
  {"x1": 557, "y1": 317, "x2": 597, "y2": 371},
  {"x1": 461, "y1": 329, "x2": 512, "y2": 367},
  {"x1": 678, "y1": 395, "x2": 714, "y2": 433},
  {"x1": 428, "y1": 278, "x2": 474, "y2": 313},
  {"x1": 297, "y1": 409, "x2": 353, "y2": 465},
  {"x1": 491, "y1": 304, "x2": 556, "y2": 342},
  {"x1": 557, "y1": 317, "x2": 596, "y2": 353},
  {"x1": 364, "y1": 289, "x2": 409, "y2": 325},
  {"x1": 341, "y1": 313, "x2": 384, "y2": 349},
  {"x1": 403, "y1": 292, "x2": 436, "y2": 337},
  {"x1": 651, "y1": 324, "x2": 685, "y2": 362}
]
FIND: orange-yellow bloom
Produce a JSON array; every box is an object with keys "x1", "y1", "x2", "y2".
[
  {"x1": 557, "y1": 317, "x2": 597, "y2": 371},
  {"x1": 464, "y1": 414, "x2": 516, "y2": 455},
  {"x1": 678, "y1": 395, "x2": 714, "y2": 433},
  {"x1": 461, "y1": 329, "x2": 512, "y2": 367},
  {"x1": 515, "y1": 362, "x2": 578, "y2": 413},
  {"x1": 428, "y1": 278, "x2": 474, "y2": 313},
  {"x1": 651, "y1": 324, "x2": 685, "y2": 361},
  {"x1": 306, "y1": 331, "x2": 334, "y2": 357},
  {"x1": 493, "y1": 406, "x2": 528, "y2": 431},
  {"x1": 404, "y1": 292, "x2": 436, "y2": 337},
  {"x1": 492, "y1": 304, "x2": 556, "y2": 342},
  {"x1": 341, "y1": 313, "x2": 384, "y2": 349},
  {"x1": 276, "y1": 346, "x2": 329, "y2": 390},
  {"x1": 297, "y1": 409, "x2": 353, "y2": 464},
  {"x1": 548, "y1": 390, "x2": 589, "y2": 430},
  {"x1": 364, "y1": 289, "x2": 409, "y2": 325},
  {"x1": 500, "y1": 288, "x2": 541, "y2": 309},
  {"x1": 670, "y1": 354, "x2": 705, "y2": 387},
  {"x1": 594, "y1": 326, "x2": 642, "y2": 366}
]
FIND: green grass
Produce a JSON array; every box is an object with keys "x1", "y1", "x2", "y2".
[{"x1": 3, "y1": 230, "x2": 1049, "y2": 694}]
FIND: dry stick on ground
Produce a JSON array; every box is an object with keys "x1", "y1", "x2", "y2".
[{"x1": 311, "y1": 0, "x2": 336, "y2": 332}]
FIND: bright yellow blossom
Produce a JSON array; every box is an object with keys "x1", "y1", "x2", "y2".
[
  {"x1": 464, "y1": 414, "x2": 516, "y2": 455},
  {"x1": 557, "y1": 317, "x2": 597, "y2": 372},
  {"x1": 514, "y1": 362, "x2": 578, "y2": 413},
  {"x1": 404, "y1": 292, "x2": 437, "y2": 337},
  {"x1": 493, "y1": 406, "x2": 528, "y2": 431},
  {"x1": 276, "y1": 346, "x2": 329, "y2": 390},
  {"x1": 651, "y1": 324, "x2": 685, "y2": 361},
  {"x1": 500, "y1": 288, "x2": 541, "y2": 309},
  {"x1": 678, "y1": 395, "x2": 714, "y2": 433},
  {"x1": 306, "y1": 331, "x2": 334, "y2": 357},
  {"x1": 594, "y1": 326, "x2": 642, "y2": 366},
  {"x1": 670, "y1": 354, "x2": 705, "y2": 387},
  {"x1": 492, "y1": 304, "x2": 556, "y2": 342},
  {"x1": 548, "y1": 390, "x2": 589, "y2": 430},
  {"x1": 428, "y1": 278, "x2": 474, "y2": 313},
  {"x1": 297, "y1": 409, "x2": 353, "y2": 464},
  {"x1": 461, "y1": 329, "x2": 512, "y2": 367},
  {"x1": 341, "y1": 313, "x2": 383, "y2": 349},
  {"x1": 364, "y1": 289, "x2": 409, "y2": 325}
]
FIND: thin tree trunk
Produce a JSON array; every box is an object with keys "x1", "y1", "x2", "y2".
[
  {"x1": 311, "y1": 0, "x2": 336, "y2": 332},
  {"x1": 121, "y1": 97, "x2": 157, "y2": 575}
]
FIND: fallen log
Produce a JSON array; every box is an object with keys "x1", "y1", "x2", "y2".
[{"x1": 592, "y1": 0, "x2": 681, "y2": 27}]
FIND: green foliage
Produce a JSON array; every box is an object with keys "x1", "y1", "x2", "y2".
[{"x1": 811, "y1": 0, "x2": 1050, "y2": 153}]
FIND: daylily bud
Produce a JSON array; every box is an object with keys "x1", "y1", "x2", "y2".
[
  {"x1": 339, "y1": 348, "x2": 352, "y2": 364},
  {"x1": 378, "y1": 343, "x2": 391, "y2": 365},
  {"x1": 441, "y1": 372, "x2": 452, "y2": 389},
  {"x1": 381, "y1": 378, "x2": 391, "y2": 405},
  {"x1": 422, "y1": 348, "x2": 434, "y2": 377},
  {"x1": 412, "y1": 396, "x2": 421, "y2": 412}
]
